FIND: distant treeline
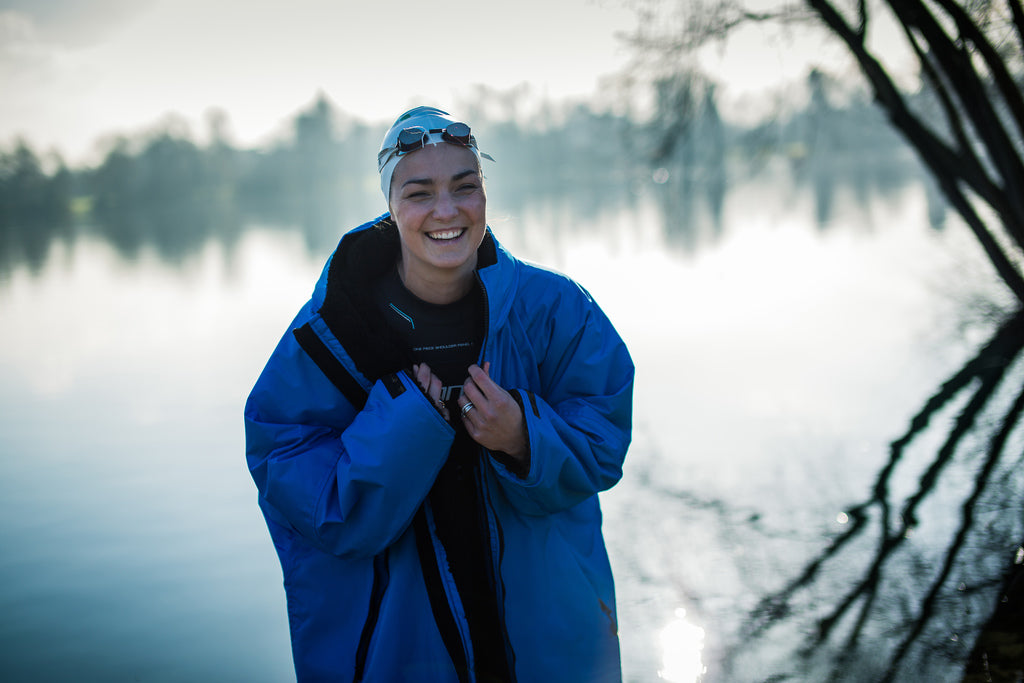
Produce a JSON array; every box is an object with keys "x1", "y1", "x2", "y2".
[
  {"x1": 0, "y1": 77, "x2": 922, "y2": 268},
  {"x1": 2, "y1": 76, "x2": 916, "y2": 212}
]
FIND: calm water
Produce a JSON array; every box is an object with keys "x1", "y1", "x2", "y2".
[{"x1": 1, "y1": 159, "x2": 1020, "y2": 682}]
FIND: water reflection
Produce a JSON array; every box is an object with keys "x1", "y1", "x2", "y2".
[
  {"x1": 728, "y1": 310, "x2": 1024, "y2": 682},
  {"x1": 3, "y1": 149, "x2": 1020, "y2": 682}
]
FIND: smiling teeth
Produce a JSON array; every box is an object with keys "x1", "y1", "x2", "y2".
[{"x1": 428, "y1": 230, "x2": 463, "y2": 240}]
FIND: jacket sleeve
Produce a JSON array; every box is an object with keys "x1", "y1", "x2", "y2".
[
  {"x1": 244, "y1": 307, "x2": 455, "y2": 558},
  {"x1": 488, "y1": 279, "x2": 634, "y2": 516}
]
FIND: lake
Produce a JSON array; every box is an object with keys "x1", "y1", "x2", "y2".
[{"x1": 0, "y1": 155, "x2": 1020, "y2": 682}]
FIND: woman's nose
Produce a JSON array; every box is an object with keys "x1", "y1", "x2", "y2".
[{"x1": 432, "y1": 191, "x2": 458, "y2": 220}]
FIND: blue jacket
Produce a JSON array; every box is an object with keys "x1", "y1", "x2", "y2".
[{"x1": 244, "y1": 215, "x2": 634, "y2": 682}]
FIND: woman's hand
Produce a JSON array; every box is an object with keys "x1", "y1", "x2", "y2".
[
  {"x1": 412, "y1": 363, "x2": 449, "y2": 422},
  {"x1": 458, "y1": 362, "x2": 528, "y2": 463}
]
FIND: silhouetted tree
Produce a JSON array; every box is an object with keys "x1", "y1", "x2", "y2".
[{"x1": 622, "y1": 1, "x2": 1024, "y2": 679}]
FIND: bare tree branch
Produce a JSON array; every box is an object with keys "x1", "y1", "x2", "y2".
[
  {"x1": 1010, "y1": 0, "x2": 1024, "y2": 55},
  {"x1": 806, "y1": 0, "x2": 1024, "y2": 301},
  {"x1": 889, "y1": 1, "x2": 1024, "y2": 243},
  {"x1": 898, "y1": 16, "x2": 1009, "y2": 215},
  {"x1": 935, "y1": 0, "x2": 1024, "y2": 143},
  {"x1": 618, "y1": 0, "x2": 814, "y2": 61},
  {"x1": 880, "y1": 378, "x2": 1024, "y2": 682}
]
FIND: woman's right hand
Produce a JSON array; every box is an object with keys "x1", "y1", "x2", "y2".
[{"x1": 412, "y1": 363, "x2": 449, "y2": 421}]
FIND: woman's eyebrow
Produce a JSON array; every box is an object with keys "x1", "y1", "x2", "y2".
[
  {"x1": 401, "y1": 169, "x2": 479, "y2": 190},
  {"x1": 400, "y1": 176, "x2": 434, "y2": 189}
]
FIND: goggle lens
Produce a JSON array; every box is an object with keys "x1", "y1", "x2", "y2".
[
  {"x1": 396, "y1": 127, "x2": 429, "y2": 153},
  {"x1": 442, "y1": 122, "x2": 471, "y2": 145}
]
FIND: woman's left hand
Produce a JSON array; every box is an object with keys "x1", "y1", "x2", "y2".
[{"x1": 458, "y1": 362, "x2": 528, "y2": 463}]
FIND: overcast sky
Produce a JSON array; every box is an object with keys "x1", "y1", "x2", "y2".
[{"x1": 0, "y1": 0, "x2": 864, "y2": 165}]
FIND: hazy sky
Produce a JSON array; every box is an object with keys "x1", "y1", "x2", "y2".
[{"x1": 0, "y1": 0, "x2": 861, "y2": 165}]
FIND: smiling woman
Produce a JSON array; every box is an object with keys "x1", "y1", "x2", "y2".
[{"x1": 243, "y1": 106, "x2": 635, "y2": 682}]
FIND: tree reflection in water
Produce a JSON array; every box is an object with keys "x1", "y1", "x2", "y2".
[{"x1": 736, "y1": 310, "x2": 1024, "y2": 681}]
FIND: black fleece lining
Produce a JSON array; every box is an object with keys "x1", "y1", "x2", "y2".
[
  {"x1": 320, "y1": 217, "x2": 413, "y2": 381},
  {"x1": 477, "y1": 228, "x2": 498, "y2": 268},
  {"x1": 525, "y1": 391, "x2": 540, "y2": 418}
]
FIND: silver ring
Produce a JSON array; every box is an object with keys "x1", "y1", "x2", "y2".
[{"x1": 460, "y1": 402, "x2": 475, "y2": 417}]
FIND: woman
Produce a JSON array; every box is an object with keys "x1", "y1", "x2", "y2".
[{"x1": 245, "y1": 106, "x2": 634, "y2": 682}]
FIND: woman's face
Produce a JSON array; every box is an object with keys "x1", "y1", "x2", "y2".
[{"x1": 389, "y1": 143, "x2": 487, "y2": 300}]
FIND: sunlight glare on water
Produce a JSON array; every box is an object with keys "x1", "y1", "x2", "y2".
[{"x1": 657, "y1": 608, "x2": 706, "y2": 683}]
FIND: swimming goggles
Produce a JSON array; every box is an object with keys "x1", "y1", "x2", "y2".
[{"x1": 377, "y1": 123, "x2": 493, "y2": 170}]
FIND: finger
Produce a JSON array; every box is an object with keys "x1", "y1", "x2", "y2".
[
  {"x1": 461, "y1": 376, "x2": 485, "y2": 409},
  {"x1": 416, "y1": 364, "x2": 440, "y2": 397},
  {"x1": 461, "y1": 411, "x2": 479, "y2": 438},
  {"x1": 458, "y1": 400, "x2": 478, "y2": 423},
  {"x1": 427, "y1": 378, "x2": 449, "y2": 420},
  {"x1": 428, "y1": 374, "x2": 443, "y2": 401},
  {"x1": 414, "y1": 363, "x2": 432, "y2": 392},
  {"x1": 466, "y1": 364, "x2": 498, "y2": 400}
]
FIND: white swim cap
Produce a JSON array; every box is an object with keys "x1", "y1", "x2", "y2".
[{"x1": 377, "y1": 106, "x2": 493, "y2": 204}]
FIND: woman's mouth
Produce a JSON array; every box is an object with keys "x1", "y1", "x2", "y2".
[{"x1": 427, "y1": 229, "x2": 465, "y2": 241}]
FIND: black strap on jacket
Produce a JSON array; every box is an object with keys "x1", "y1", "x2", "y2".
[
  {"x1": 293, "y1": 322, "x2": 368, "y2": 410},
  {"x1": 414, "y1": 508, "x2": 472, "y2": 683}
]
